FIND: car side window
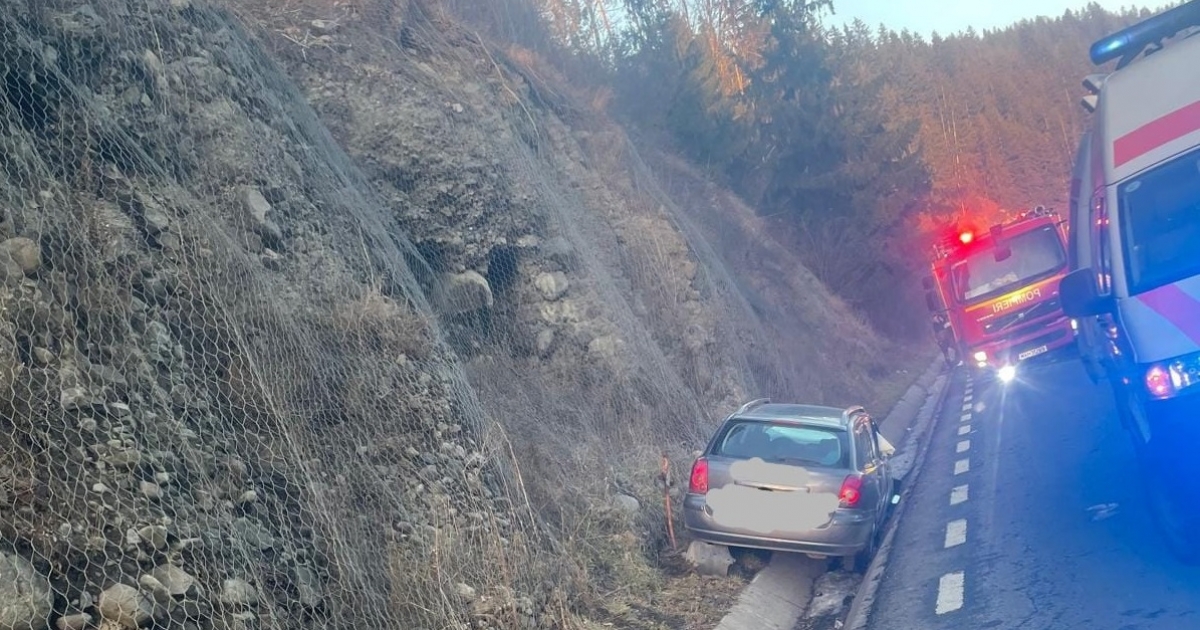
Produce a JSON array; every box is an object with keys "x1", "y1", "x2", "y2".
[{"x1": 853, "y1": 419, "x2": 878, "y2": 471}]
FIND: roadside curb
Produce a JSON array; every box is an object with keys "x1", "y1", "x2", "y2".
[{"x1": 839, "y1": 360, "x2": 955, "y2": 630}]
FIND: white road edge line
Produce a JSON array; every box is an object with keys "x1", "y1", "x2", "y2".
[
  {"x1": 936, "y1": 571, "x2": 965, "y2": 614},
  {"x1": 954, "y1": 459, "x2": 970, "y2": 475},
  {"x1": 950, "y1": 484, "x2": 969, "y2": 505},
  {"x1": 944, "y1": 519, "x2": 967, "y2": 548},
  {"x1": 956, "y1": 439, "x2": 970, "y2": 453},
  {"x1": 958, "y1": 424, "x2": 971, "y2": 435}
]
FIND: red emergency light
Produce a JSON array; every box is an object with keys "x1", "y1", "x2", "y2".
[{"x1": 958, "y1": 231, "x2": 974, "y2": 245}]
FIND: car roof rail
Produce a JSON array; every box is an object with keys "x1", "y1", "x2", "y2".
[{"x1": 736, "y1": 398, "x2": 771, "y2": 415}]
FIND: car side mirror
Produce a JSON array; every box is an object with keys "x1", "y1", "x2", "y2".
[
  {"x1": 993, "y1": 245, "x2": 1012, "y2": 262},
  {"x1": 921, "y1": 275, "x2": 934, "y2": 291},
  {"x1": 1060, "y1": 268, "x2": 1113, "y2": 318}
]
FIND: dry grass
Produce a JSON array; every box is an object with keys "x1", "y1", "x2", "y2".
[{"x1": 332, "y1": 284, "x2": 433, "y2": 359}]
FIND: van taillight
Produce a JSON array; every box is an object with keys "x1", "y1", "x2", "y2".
[
  {"x1": 839, "y1": 474, "x2": 863, "y2": 507},
  {"x1": 689, "y1": 458, "x2": 709, "y2": 495}
]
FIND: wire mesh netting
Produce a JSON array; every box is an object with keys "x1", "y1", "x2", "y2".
[{"x1": 0, "y1": 1, "x2": 898, "y2": 629}]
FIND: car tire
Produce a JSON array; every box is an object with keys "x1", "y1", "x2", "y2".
[
  {"x1": 850, "y1": 523, "x2": 880, "y2": 574},
  {"x1": 1146, "y1": 483, "x2": 1200, "y2": 565},
  {"x1": 1136, "y1": 445, "x2": 1200, "y2": 565}
]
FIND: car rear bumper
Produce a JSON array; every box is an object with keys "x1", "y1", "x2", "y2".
[{"x1": 682, "y1": 493, "x2": 874, "y2": 556}]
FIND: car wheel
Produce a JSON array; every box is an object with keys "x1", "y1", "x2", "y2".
[
  {"x1": 1146, "y1": 478, "x2": 1200, "y2": 565},
  {"x1": 1138, "y1": 448, "x2": 1200, "y2": 564},
  {"x1": 850, "y1": 523, "x2": 880, "y2": 574}
]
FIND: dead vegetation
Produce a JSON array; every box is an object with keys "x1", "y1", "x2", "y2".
[{"x1": 331, "y1": 283, "x2": 433, "y2": 359}]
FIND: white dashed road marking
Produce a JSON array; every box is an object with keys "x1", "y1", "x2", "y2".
[
  {"x1": 930, "y1": 385, "x2": 977, "y2": 615},
  {"x1": 944, "y1": 518, "x2": 967, "y2": 548},
  {"x1": 936, "y1": 572, "x2": 965, "y2": 614}
]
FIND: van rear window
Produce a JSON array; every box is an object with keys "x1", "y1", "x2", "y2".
[{"x1": 1119, "y1": 147, "x2": 1200, "y2": 294}]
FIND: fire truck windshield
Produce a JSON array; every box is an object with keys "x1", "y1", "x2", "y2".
[
  {"x1": 950, "y1": 225, "x2": 1066, "y2": 303},
  {"x1": 1118, "y1": 148, "x2": 1200, "y2": 295}
]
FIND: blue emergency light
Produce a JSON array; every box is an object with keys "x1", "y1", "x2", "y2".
[{"x1": 1089, "y1": 0, "x2": 1200, "y2": 66}]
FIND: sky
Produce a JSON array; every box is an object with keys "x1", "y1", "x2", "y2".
[{"x1": 823, "y1": 0, "x2": 1148, "y2": 39}]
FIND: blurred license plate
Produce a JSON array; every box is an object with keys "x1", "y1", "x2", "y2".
[{"x1": 1018, "y1": 345, "x2": 1048, "y2": 361}]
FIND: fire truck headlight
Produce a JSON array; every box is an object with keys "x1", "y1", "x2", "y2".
[
  {"x1": 998, "y1": 365, "x2": 1017, "y2": 383},
  {"x1": 973, "y1": 351, "x2": 988, "y2": 362}
]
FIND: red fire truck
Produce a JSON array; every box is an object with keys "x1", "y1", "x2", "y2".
[{"x1": 922, "y1": 207, "x2": 1076, "y2": 382}]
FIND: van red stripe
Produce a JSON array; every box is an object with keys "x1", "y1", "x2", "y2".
[
  {"x1": 1113, "y1": 100, "x2": 1200, "y2": 168},
  {"x1": 1136, "y1": 284, "x2": 1200, "y2": 346}
]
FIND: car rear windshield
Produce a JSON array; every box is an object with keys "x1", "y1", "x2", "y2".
[
  {"x1": 1118, "y1": 147, "x2": 1200, "y2": 295},
  {"x1": 950, "y1": 225, "x2": 1066, "y2": 303},
  {"x1": 712, "y1": 421, "x2": 848, "y2": 468}
]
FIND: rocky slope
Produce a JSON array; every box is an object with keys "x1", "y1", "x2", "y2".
[{"x1": 0, "y1": 1, "x2": 920, "y2": 629}]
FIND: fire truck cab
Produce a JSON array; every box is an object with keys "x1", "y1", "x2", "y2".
[
  {"x1": 923, "y1": 207, "x2": 1076, "y2": 383},
  {"x1": 1060, "y1": 0, "x2": 1200, "y2": 563}
]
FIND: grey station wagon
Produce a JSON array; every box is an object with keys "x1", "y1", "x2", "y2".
[{"x1": 683, "y1": 400, "x2": 896, "y2": 572}]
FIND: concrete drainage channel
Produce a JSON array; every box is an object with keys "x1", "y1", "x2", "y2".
[{"x1": 707, "y1": 358, "x2": 953, "y2": 630}]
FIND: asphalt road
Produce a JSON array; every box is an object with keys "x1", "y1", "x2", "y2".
[{"x1": 867, "y1": 356, "x2": 1200, "y2": 630}]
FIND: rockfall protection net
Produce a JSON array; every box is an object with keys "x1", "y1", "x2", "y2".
[{"x1": 0, "y1": 1, "x2": 888, "y2": 629}]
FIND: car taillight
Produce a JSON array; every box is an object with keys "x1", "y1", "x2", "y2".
[
  {"x1": 839, "y1": 474, "x2": 863, "y2": 507},
  {"x1": 1146, "y1": 364, "x2": 1176, "y2": 399},
  {"x1": 689, "y1": 458, "x2": 709, "y2": 495}
]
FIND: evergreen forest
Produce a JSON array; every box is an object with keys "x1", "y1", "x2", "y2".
[{"x1": 456, "y1": 0, "x2": 1164, "y2": 336}]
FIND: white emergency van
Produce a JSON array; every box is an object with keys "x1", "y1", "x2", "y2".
[{"x1": 1061, "y1": 0, "x2": 1200, "y2": 563}]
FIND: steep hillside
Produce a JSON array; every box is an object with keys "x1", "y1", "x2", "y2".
[{"x1": 0, "y1": 1, "x2": 925, "y2": 630}]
